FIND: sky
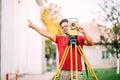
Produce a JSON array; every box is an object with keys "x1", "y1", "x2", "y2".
[{"x1": 48, "y1": 0, "x2": 101, "y2": 23}]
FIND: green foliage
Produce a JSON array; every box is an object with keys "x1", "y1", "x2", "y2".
[{"x1": 45, "y1": 39, "x2": 56, "y2": 55}]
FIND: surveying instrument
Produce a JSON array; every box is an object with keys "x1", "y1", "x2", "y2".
[{"x1": 53, "y1": 18, "x2": 98, "y2": 80}]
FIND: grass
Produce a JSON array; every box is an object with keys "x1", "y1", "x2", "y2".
[
  {"x1": 82, "y1": 68, "x2": 120, "y2": 80},
  {"x1": 52, "y1": 68, "x2": 120, "y2": 80}
]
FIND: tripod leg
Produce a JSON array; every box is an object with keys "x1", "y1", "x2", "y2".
[
  {"x1": 75, "y1": 44, "x2": 78, "y2": 80},
  {"x1": 53, "y1": 45, "x2": 70, "y2": 80},
  {"x1": 70, "y1": 44, "x2": 73, "y2": 80},
  {"x1": 77, "y1": 45, "x2": 98, "y2": 80}
]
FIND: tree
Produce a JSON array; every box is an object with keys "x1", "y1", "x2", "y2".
[
  {"x1": 97, "y1": 0, "x2": 120, "y2": 58},
  {"x1": 45, "y1": 40, "x2": 56, "y2": 61},
  {"x1": 36, "y1": 0, "x2": 63, "y2": 69},
  {"x1": 97, "y1": 0, "x2": 120, "y2": 74},
  {"x1": 41, "y1": 3, "x2": 63, "y2": 35}
]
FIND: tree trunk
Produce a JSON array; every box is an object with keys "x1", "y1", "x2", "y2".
[
  {"x1": 117, "y1": 58, "x2": 120, "y2": 74},
  {"x1": 116, "y1": 52, "x2": 119, "y2": 74}
]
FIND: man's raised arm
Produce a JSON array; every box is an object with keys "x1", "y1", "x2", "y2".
[{"x1": 28, "y1": 19, "x2": 56, "y2": 42}]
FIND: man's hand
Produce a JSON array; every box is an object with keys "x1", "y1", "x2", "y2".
[
  {"x1": 76, "y1": 26, "x2": 86, "y2": 34},
  {"x1": 27, "y1": 19, "x2": 36, "y2": 29},
  {"x1": 77, "y1": 26, "x2": 94, "y2": 45}
]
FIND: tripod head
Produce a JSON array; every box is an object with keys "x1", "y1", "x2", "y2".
[{"x1": 68, "y1": 35, "x2": 79, "y2": 45}]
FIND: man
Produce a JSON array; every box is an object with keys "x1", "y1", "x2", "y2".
[{"x1": 28, "y1": 19, "x2": 94, "y2": 80}]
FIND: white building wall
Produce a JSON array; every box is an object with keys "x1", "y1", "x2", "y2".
[
  {"x1": 1, "y1": 0, "x2": 45, "y2": 79},
  {"x1": 83, "y1": 45, "x2": 116, "y2": 69}
]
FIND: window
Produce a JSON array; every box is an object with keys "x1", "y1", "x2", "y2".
[{"x1": 102, "y1": 51, "x2": 109, "y2": 59}]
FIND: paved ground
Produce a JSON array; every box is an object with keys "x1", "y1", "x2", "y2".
[{"x1": 18, "y1": 71, "x2": 55, "y2": 80}]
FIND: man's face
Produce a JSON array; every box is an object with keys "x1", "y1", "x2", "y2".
[{"x1": 61, "y1": 22, "x2": 68, "y2": 34}]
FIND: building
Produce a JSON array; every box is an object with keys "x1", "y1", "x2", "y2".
[
  {"x1": 80, "y1": 19, "x2": 117, "y2": 69},
  {"x1": 1, "y1": 0, "x2": 46, "y2": 79}
]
